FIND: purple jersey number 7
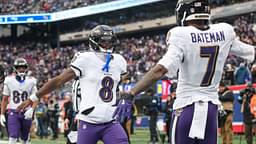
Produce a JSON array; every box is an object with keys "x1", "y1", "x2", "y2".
[{"x1": 200, "y1": 46, "x2": 219, "y2": 87}]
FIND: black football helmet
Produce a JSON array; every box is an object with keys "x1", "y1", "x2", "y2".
[
  {"x1": 89, "y1": 25, "x2": 117, "y2": 53},
  {"x1": 13, "y1": 58, "x2": 28, "y2": 82},
  {"x1": 175, "y1": 0, "x2": 210, "y2": 26}
]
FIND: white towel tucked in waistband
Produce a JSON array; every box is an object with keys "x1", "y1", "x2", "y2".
[{"x1": 189, "y1": 101, "x2": 208, "y2": 139}]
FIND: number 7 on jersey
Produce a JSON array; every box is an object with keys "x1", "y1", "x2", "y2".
[{"x1": 200, "y1": 46, "x2": 219, "y2": 87}]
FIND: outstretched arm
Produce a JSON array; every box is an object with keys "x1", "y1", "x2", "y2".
[
  {"x1": 113, "y1": 64, "x2": 168, "y2": 122},
  {"x1": 17, "y1": 68, "x2": 76, "y2": 111},
  {"x1": 130, "y1": 64, "x2": 168, "y2": 96},
  {"x1": 36, "y1": 68, "x2": 76, "y2": 99}
]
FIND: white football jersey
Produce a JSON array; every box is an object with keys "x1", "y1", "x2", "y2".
[
  {"x1": 70, "y1": 52, "x2": 127, "y2": 123},
  {"x1": 158, "y1": 23, "x2": 255, "y2": 109},
  {"x1": 3, "y1": 75, "x2": 37, "y2": 109}
]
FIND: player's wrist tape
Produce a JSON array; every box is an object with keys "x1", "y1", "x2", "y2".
[{"x1": 29, "y1": 94, "x2": 39, "y2": 102}]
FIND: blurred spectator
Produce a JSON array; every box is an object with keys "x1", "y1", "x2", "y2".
[
  {"x1": 222, "y1": 63, "x2": 235, "y2": 85},
  {"x1": 63, "y1": 94, "x2": 74, "y2": 138},
  {"x1": 35, "y1": 100, "x2": 48, "y2": 139},
  {"x1": 218, "y1": 81, "x2": 234, "y2": 144},
  {"x1": 251, "y1": 64, "x2": 256, "y2": 83},
  {"x1": 143, "y1": 88, "x2": 160, "y2": 144},
  {"x1": 234, "y1": 62, "x2": 251, "y2": 85},
  {"x1": 47, "y1": 96, "x2": 60, "y2": 140},
  {"x1": 238, "y1": 83, "x2": 255, "y2": 144}
]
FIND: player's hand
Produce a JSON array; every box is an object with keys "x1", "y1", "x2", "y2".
[
  {"x1": 113, "y1": 99, "x2": 133, "y2": 123},
  {"x1": 64, "y1": 119, "x2": 70, "y2": 130},
  {"x1": 112, "y1": 92, "x2": 134, "y2": 123},
  {"x1": 24, "y1": 108, "x2": 34, "y2": 120},
  {"x1": 17, "y1": 99, "x2": 33, "y2": 112},
  {"x1": 0, "y1": 114, "x2": 6, "y2": 127}
]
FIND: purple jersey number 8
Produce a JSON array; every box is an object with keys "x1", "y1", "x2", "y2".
[{"x1": 99, "y1": 76, "x2": 114, "y2": 102}]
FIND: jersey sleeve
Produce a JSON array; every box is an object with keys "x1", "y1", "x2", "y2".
[
  {"x1": 230, "y1": 39, "x2": 255, "y2": 62},
  {"x1": 70, "y1": 52, "x2": 86, "y2": 77},
  {"x1": 158, "y1": 28, "x2": 184, "y2": 77},
  {"x1": 2, "y1": 78, "x2": 10, "y2": 96},
  {"x1": 226, "y1": 23, "x2": 255, "y2": 62}
]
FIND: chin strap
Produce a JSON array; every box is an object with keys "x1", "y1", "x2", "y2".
[{"x1": 102, "y1": 52, "x2": 112, "y2": 72}]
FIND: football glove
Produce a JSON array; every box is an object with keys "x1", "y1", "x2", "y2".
[
  {"x1": 0, "y1": 114, "x2": 6, "y2": 127},
  {"x1": 112, "y1": 92, "x2": 134, "y2": 123},
  {"x1": 24, "y1": 108, "x2": 34, "y2": 120}
]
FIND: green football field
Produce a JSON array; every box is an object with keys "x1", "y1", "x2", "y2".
[
  {"x1": 31, "y1": 128, "x2": 252, "y2": 144},
  {"x1": 0, "y1": 128, "x2": 253, "y2": 144}
]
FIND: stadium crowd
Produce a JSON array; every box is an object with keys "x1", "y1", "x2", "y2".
[
  {"x1": 0, "y1": 13, "x2": 255, "y2": 89},
  {"x1": 210, "y1": 0, "x2": 253, "y2": 7},
  {"x1": 58, "y1": 0, "x2": 175, "y2": 34},
  {"x1": 0, "y1": 0, "x2": 114, "y2": 14},
  {"x1": 0, "y1": 11, "x2": 255, "y2": 143},
  {"x1": 0, "y1": 0, "x2": 254, "y2": 15},
  {"x1": 59, "y1": 0, "x2": 256, "y2": 34},
  {"x1": 222, "y1": 13, "x2": 256, "y2": 85}
]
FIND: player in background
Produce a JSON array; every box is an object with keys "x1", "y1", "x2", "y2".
[
  {"x1": 113, "y1": 0, "x2": 255, "y2": 144},
  {"x1": 0, "y1": 58, "x2": 38, "y2": 144},
  {"x1": 65, "y1": 77, "x2": 81, "y2": 144},
  {"x1": 17, "y1": 25, "x2": 129, "y2": 144}
]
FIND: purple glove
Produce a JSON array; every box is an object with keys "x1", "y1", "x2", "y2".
[{"x1": 113, "y1": 99, "x2": 133, "y2": 123}]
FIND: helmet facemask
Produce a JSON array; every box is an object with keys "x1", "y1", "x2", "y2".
[{"x1": 13, "y1": 58, "x2": 28, "y2": 82}]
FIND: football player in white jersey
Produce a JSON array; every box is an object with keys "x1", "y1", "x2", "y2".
[
  {"x1": 0, "y1": 58, "x2": 38, "y2": 144},
  {"x1": 17, "y1": 25, "x2": 129, "y2": 144},
  {"x1": 113, "y1": 0, "x2": 255, "y2": 144}
]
